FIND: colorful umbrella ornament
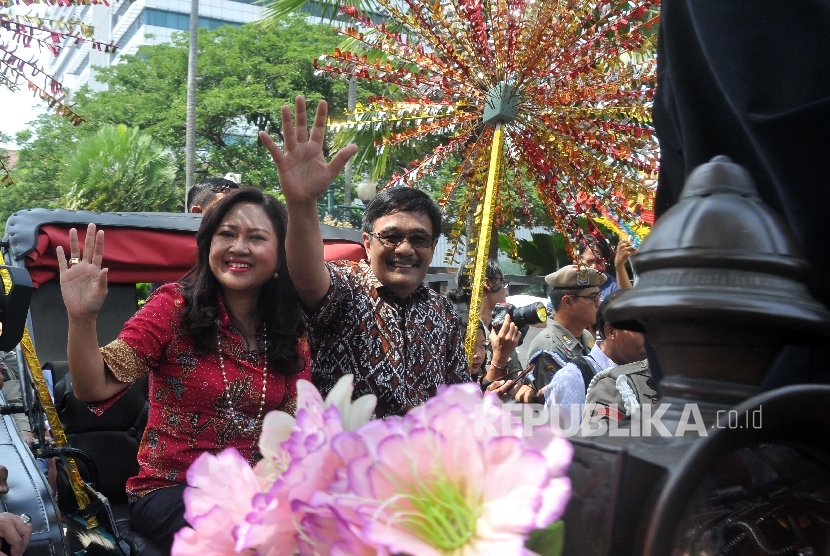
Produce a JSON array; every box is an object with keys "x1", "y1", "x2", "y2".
[{"x1": 315, "y1": 0, "x2": 661, "y2": 364}]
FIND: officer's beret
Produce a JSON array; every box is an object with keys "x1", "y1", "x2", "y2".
[{"x1": 545, "y1": 265, "x2": 607, "y2": 289}]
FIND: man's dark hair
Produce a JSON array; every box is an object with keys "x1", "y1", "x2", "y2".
[
  {"x1": 549, "y1": 287, "x2": 585, "y2": 312},
  {"x1": 179, "y1": 187, "x2": 305, "y2": 374},
  {"x1": 447, "y1": 258, "x2": 504, "y2": 304},
  {"x1": 594, "y1": 289, "x2": 624, "y2": 339},
  {"x1": 186, "y1": 177, "x2": 240, "y2": 212},
  {"x1": 578, "y1": 236, "x2": 612, "y2": 262},
  {"x1": 361, "y1": 187, "x2": 442, "y2": 238}
]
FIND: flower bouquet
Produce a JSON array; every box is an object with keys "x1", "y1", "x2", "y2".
[{"x1": 172, "y1": 376, "x2": 572, "y2": 556}]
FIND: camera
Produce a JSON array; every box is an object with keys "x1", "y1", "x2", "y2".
[{"x1": 491, "y1": 301, "x2": 547, "y2": 331}]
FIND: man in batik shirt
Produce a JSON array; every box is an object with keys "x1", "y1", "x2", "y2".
[{"x1": 261, "y1": 97, "x2": 469, "y2": 418}]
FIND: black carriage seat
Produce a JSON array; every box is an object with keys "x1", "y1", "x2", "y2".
[
  {"x1": 50, "y1": 362, "x2": 166, "y2": 556},
  {"x1": 28, "y1": 278, "x2": 165, "y2": 554}
]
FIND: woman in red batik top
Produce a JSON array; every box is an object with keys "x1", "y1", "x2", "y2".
[{"x1": 58, "y1": 188, "x2": 310, "y2": 551}]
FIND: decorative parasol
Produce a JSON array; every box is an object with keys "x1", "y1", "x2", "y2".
[{"x1": 315, "y1": 0, "x2": 660, "y2": 363}]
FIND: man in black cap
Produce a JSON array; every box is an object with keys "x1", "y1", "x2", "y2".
[{"x1": 524, "y1": 265, "x2": 607, "y2": 396}]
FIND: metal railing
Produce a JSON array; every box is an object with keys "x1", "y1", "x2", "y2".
[
  {"x1": 424, "y1": 272, "x2": 547, "y2": 296},
  {"x1": 317, "y1": 204, "x2": 364, "y2": 229}
]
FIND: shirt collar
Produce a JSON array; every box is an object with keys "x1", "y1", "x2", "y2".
[{"x1": 589, "y1": 343, "x2": 616, "y2": 371}]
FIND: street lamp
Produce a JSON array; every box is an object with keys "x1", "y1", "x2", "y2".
[
  {"x1": 327, "y1": 182, "x2": 336, "y2": 216},
  {"x1": 356, "y1": 174, "x2": 377, "y2": 203}
]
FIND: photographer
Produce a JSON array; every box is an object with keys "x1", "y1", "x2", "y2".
[{"x1": 447, "y1": 259, "x2": 524, "y2": 378}]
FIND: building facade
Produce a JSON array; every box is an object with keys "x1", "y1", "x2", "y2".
[{"x1": 45, "y1": 0, "x2": 262, "y2": 93}]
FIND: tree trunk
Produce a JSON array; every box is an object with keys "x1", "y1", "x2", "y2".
[
  {"x1": 343, "y1": 75, "x2": 357, "y2": 206},
  {"x1": 184, "y1": 0, "x2": 199, "y2": 207}
]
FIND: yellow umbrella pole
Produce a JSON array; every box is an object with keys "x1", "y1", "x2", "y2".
[{"x1": 464, "y1": 123, "x2": 505, "y2": 367}]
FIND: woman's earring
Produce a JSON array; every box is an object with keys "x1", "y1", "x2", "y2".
[{"x1": 273, "y1": 271, "x2": 279, "y2": 279}]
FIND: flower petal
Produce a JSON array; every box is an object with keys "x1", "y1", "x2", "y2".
[
  {"x1": 184, "y1": 449, "x2": 260, "y2": 523},
  {"x1": 171, "y1": 506, "x2": 238, "y2": 556},
  {"x1": 342, "y1": 393, "x2": 377, "y2": 432}
]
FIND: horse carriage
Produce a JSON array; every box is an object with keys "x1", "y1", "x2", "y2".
[{"x1": 0, "y1": 208, "x2": 364, "y2": 556}]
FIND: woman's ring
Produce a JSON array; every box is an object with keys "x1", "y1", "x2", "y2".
[
  {"x1": 69, "y1": 257, "x2": 81, "y2": 266},
  {"x1": 19, "y1": 513, "x2": 31, "y2": 524}
]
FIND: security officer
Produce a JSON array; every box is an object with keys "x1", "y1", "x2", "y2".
[{"x1": 525, "y1": 264, "x2": 606, "y2": 394}]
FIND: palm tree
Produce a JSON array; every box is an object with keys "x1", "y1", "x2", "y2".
[
  {"x1": 62, "y1": 124, "x2": 179, "y2": 212},
  {"x1": 261, "y1": 0, "x2": 376, "y2": 25},
  {"x1": 185, "y1": 0, "x2": 199, "y2": 198}
]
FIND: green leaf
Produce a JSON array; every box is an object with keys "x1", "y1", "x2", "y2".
[
  {"x1": 525, "y1": 520, "x2": 565, "y2": 556},
  {"x1": 512, "y1": 233, "x2": 571, "y2": 276}
]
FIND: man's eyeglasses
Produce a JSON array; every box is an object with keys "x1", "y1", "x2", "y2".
[
  {"x1": 569, "y1": 292, "x2": 601, "y2": 304},
  {"x1": 368, "y1": 232, "x2": 436, "y2": 249}
]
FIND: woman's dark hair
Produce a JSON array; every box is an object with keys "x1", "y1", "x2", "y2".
[
  {"x1": 447, "y1": 258, "x2": 504, "y2": 304},
  {"x1": 178, "y1": 187, "x2": 305, "y2": 375}
]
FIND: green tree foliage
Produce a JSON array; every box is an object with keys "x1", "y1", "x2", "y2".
[
  {"x1": 62, "y1": 124, "x2": 178, "y2": 212},
  {"x1": 2, "y1": 16, "x2": 353, "y2": 227},
  {"x1": 75, "y1": 15, "x2": 349, "y2": 189},
  {"x1": 0, "y1": 132, "x2": 10, "y2": 186},
  {"x1": 0, "y1": 116, "x2": 89, "y2": 234},
  {"x1": 500, "y1": 232, "x2": 571, "y2": 277}
]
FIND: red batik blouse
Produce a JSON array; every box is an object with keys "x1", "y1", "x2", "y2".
[{"x1": 100, "y1": 283, "x2": 310, "y2": 501}]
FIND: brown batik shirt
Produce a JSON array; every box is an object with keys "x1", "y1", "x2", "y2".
[{"x1": 307, "y1": 260, "x2": 470, "y2": 418}]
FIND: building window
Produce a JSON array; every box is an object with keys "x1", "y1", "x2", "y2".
[
  {"x1": 71, "y1": 53, "x2": 89, "y2": 76},
  {"x1": 112, "y1": 0, "x2": 132, "y2": 28},
  {"x1": 145, "y1": 9, "x2": 241, "y2": 31}
]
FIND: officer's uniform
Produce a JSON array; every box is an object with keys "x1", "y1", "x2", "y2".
[
  {"x1": 525, "y1": 265, "x2": 606, "y2": 391},
  {"x1": 582, "y1": 359, "x2": 657, "y2": 425},
  {"x1": 527, "y1": 319, "x2": 595, "y2": 390}
]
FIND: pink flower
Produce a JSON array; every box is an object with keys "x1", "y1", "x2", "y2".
[
  {"x1": 237, "y1": 376, "x2": 376, "y2": 552},
  {"x1": 171, "y1": 449, "x2": 265, "y2": 555},
  {"x1": 293, "y1": 495, "x2": 384, "y2": 556},
  {"x1": 254, "y1": 376, "x2": 376, "y2": 487},
  {"x1": 327, "y1": 383, "x2": 572, "y2": 556},
  {"x1": 174, "y1": 379, "x2": 571, "y2": 556}
]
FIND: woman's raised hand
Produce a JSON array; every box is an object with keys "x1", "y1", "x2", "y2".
[
  {"x1": 57, "y1": 223, "x2": 108, "y2": 320},
  {"x1": 259, "y1": 96, "x2": 357, "y2": 207}
]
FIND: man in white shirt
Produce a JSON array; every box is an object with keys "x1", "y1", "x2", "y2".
[{"x1": 545, "y1": 290, "x2": 646, "y2": 429}]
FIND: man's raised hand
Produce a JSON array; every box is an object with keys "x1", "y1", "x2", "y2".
[{"x1": 259, "y1": 96, "x2": 357, "y2": 206}]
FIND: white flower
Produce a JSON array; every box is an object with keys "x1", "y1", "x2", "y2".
[{"x1": 254, "y1": 375, "x2": 376, "y2": 487}]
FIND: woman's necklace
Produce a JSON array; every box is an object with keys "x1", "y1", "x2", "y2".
[{"x1": 217, "y1": 322, "x2": 267, "y2": 434}]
